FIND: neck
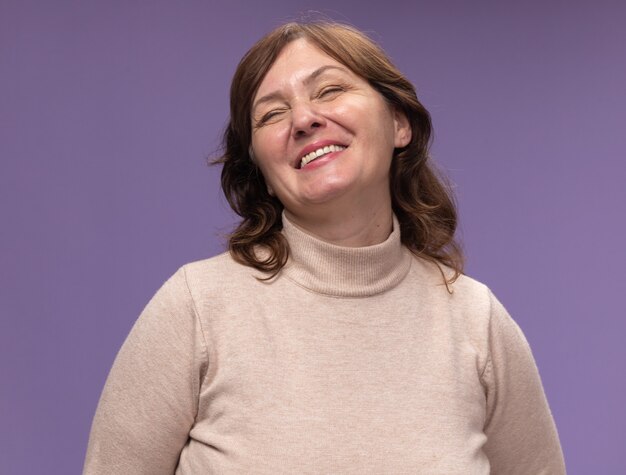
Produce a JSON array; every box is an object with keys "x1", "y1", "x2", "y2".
[
  {"x1": 280, "y1": 209, "x2": 412, "y2": 297},
  {"x1": 283, "y1": 199, "x2": 394, "y2": 247}
]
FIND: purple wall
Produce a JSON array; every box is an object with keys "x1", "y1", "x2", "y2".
[{"x1": 2, "y1": 1, "x2": 624, "y2": 473}]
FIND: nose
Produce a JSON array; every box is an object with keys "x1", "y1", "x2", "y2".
[{"x1": 291, "y1": 100, "x2": 325, "y2": 139}]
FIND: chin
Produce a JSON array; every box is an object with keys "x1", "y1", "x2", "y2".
[{"x1": 300, "y1": 182, "x2": 352, "y2": 205}]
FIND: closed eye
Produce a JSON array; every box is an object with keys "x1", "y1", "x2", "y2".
[
  {"x1": 317, "y1": 85, "x2": 345, "y2": 99},
  {"x1": 257, "y1": 108, "x2": 288, "y2": 126}
]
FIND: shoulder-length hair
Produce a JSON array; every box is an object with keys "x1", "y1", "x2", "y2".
[{"x1": 213, "y1": 21, "x2": 464, "y2": 287}]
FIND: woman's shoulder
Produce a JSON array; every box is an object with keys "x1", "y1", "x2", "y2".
[
  {"x1": 408, "y1": 253, "x2": 492, "y2": 302},
  {"x1": 174, "y1": 250, "x2": 263, "y2": 298},
  {"x1": 408, "y1": 254, "x2": 523, "y2": 344},
  {"x1": 181, "y1": 250, "x2": 240, "y2": 275},
  {"x1": 143, "y1": 252, "x2": 264, "y2": 322}
]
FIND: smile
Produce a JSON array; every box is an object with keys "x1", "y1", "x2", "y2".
[{"x1": 300, "y1": 144, "x2": 347, "y2": 169}]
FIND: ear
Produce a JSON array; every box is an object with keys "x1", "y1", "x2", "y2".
[{"x1": 392, "y1": 108, "x2": 412, "y2": 148}]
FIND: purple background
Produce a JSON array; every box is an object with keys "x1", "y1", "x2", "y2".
[{"x1": 1, "y1": 1, "x2": 624, "y2": 473}]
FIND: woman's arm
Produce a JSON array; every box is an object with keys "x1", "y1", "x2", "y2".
[
  {"x1": 481, "y1": 290, "x2": 566, "y2": 474},
  {"x1": 83, "y1": 267, "x2": 208, "y2": 475}
]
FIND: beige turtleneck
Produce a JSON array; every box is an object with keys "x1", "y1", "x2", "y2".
[{"x1": 84, "y1": 212, "x2": 566, "y2": 474}]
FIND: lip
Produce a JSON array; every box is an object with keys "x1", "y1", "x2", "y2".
[{"x1": 295, "y1": 140, "x2": 349, "y2": 169}]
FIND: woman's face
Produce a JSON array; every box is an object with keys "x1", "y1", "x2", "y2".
[{"x1": 250, "y1": 38, "x2": 411, "y2": 216}]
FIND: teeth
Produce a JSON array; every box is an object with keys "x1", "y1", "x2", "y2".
[{"x1": 300, "y1": 144, "x2": 346, "y2": 168}]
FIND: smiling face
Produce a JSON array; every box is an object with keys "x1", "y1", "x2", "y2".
[{"x1": 250, "y1": 38, "x2": 411, "y2": 219}]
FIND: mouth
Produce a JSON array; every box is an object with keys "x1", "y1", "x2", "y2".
[{"x1": 296, "y1": 143, "x2": 348, "y2": 169}]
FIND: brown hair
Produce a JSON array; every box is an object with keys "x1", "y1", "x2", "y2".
[{"x1": 213, "y1": 21, "x2": 464, "y2": 288}]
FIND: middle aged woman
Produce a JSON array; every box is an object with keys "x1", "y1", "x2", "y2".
[{"x1": 83, "y1": 22, "x2": 566, "y2": 474}]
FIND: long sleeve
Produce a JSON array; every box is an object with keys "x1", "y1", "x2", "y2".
[
  {"x1": 481, "y1": 290, "x2": 566, "y2": 474},
  {"x1": 83, "y1": 267, "x2": 208, "y2": 475}
]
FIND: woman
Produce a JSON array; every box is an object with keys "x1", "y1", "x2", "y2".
[{"x1": 84, "y1": 22, "x2": 566, "y2": 474}]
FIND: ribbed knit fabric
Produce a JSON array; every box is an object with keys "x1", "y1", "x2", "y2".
[
  {"x1": 281, "y1": 213, "x2": 412, "y2": 297},
  {"x1": 83, "y1": 212, "x2": 566, "y2": 474}
]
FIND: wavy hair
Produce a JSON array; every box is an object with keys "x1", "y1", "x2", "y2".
[{"x1": 212, "y1": 21, "x2": 464, "y2": 288}]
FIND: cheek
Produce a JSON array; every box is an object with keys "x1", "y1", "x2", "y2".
[
  {"x1": 332, "y1": 99, "x2": 393, "y2": 137},
  {"x1": 250, "y1": 131, "x2": 287, "y2": 184},
  {"x1": 251, "y1": 125, "x2": 290, "y2": 158},
  {"x1": 251, "y1": 129, "x2": 271, "y2": 156},
  {"x1": 330, "y1": 101, "x2": 364, "y2": 124}
]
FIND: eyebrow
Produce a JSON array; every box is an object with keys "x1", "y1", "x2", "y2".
[{"x1": 252, "y1": 65, "x2": 350, "y2": 113}]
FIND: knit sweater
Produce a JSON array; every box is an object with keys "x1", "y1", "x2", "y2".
[{"x1": 83, "y1": 212, "x2": 566, "y2": 474}]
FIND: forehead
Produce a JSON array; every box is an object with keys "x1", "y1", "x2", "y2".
[{"x1": 253, "y1": 39, "x2": 350, "y2": 100}]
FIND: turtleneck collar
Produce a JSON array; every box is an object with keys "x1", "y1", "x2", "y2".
[{"x1": 280, "y1": 211, "x2": 412, "y2": 297}]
